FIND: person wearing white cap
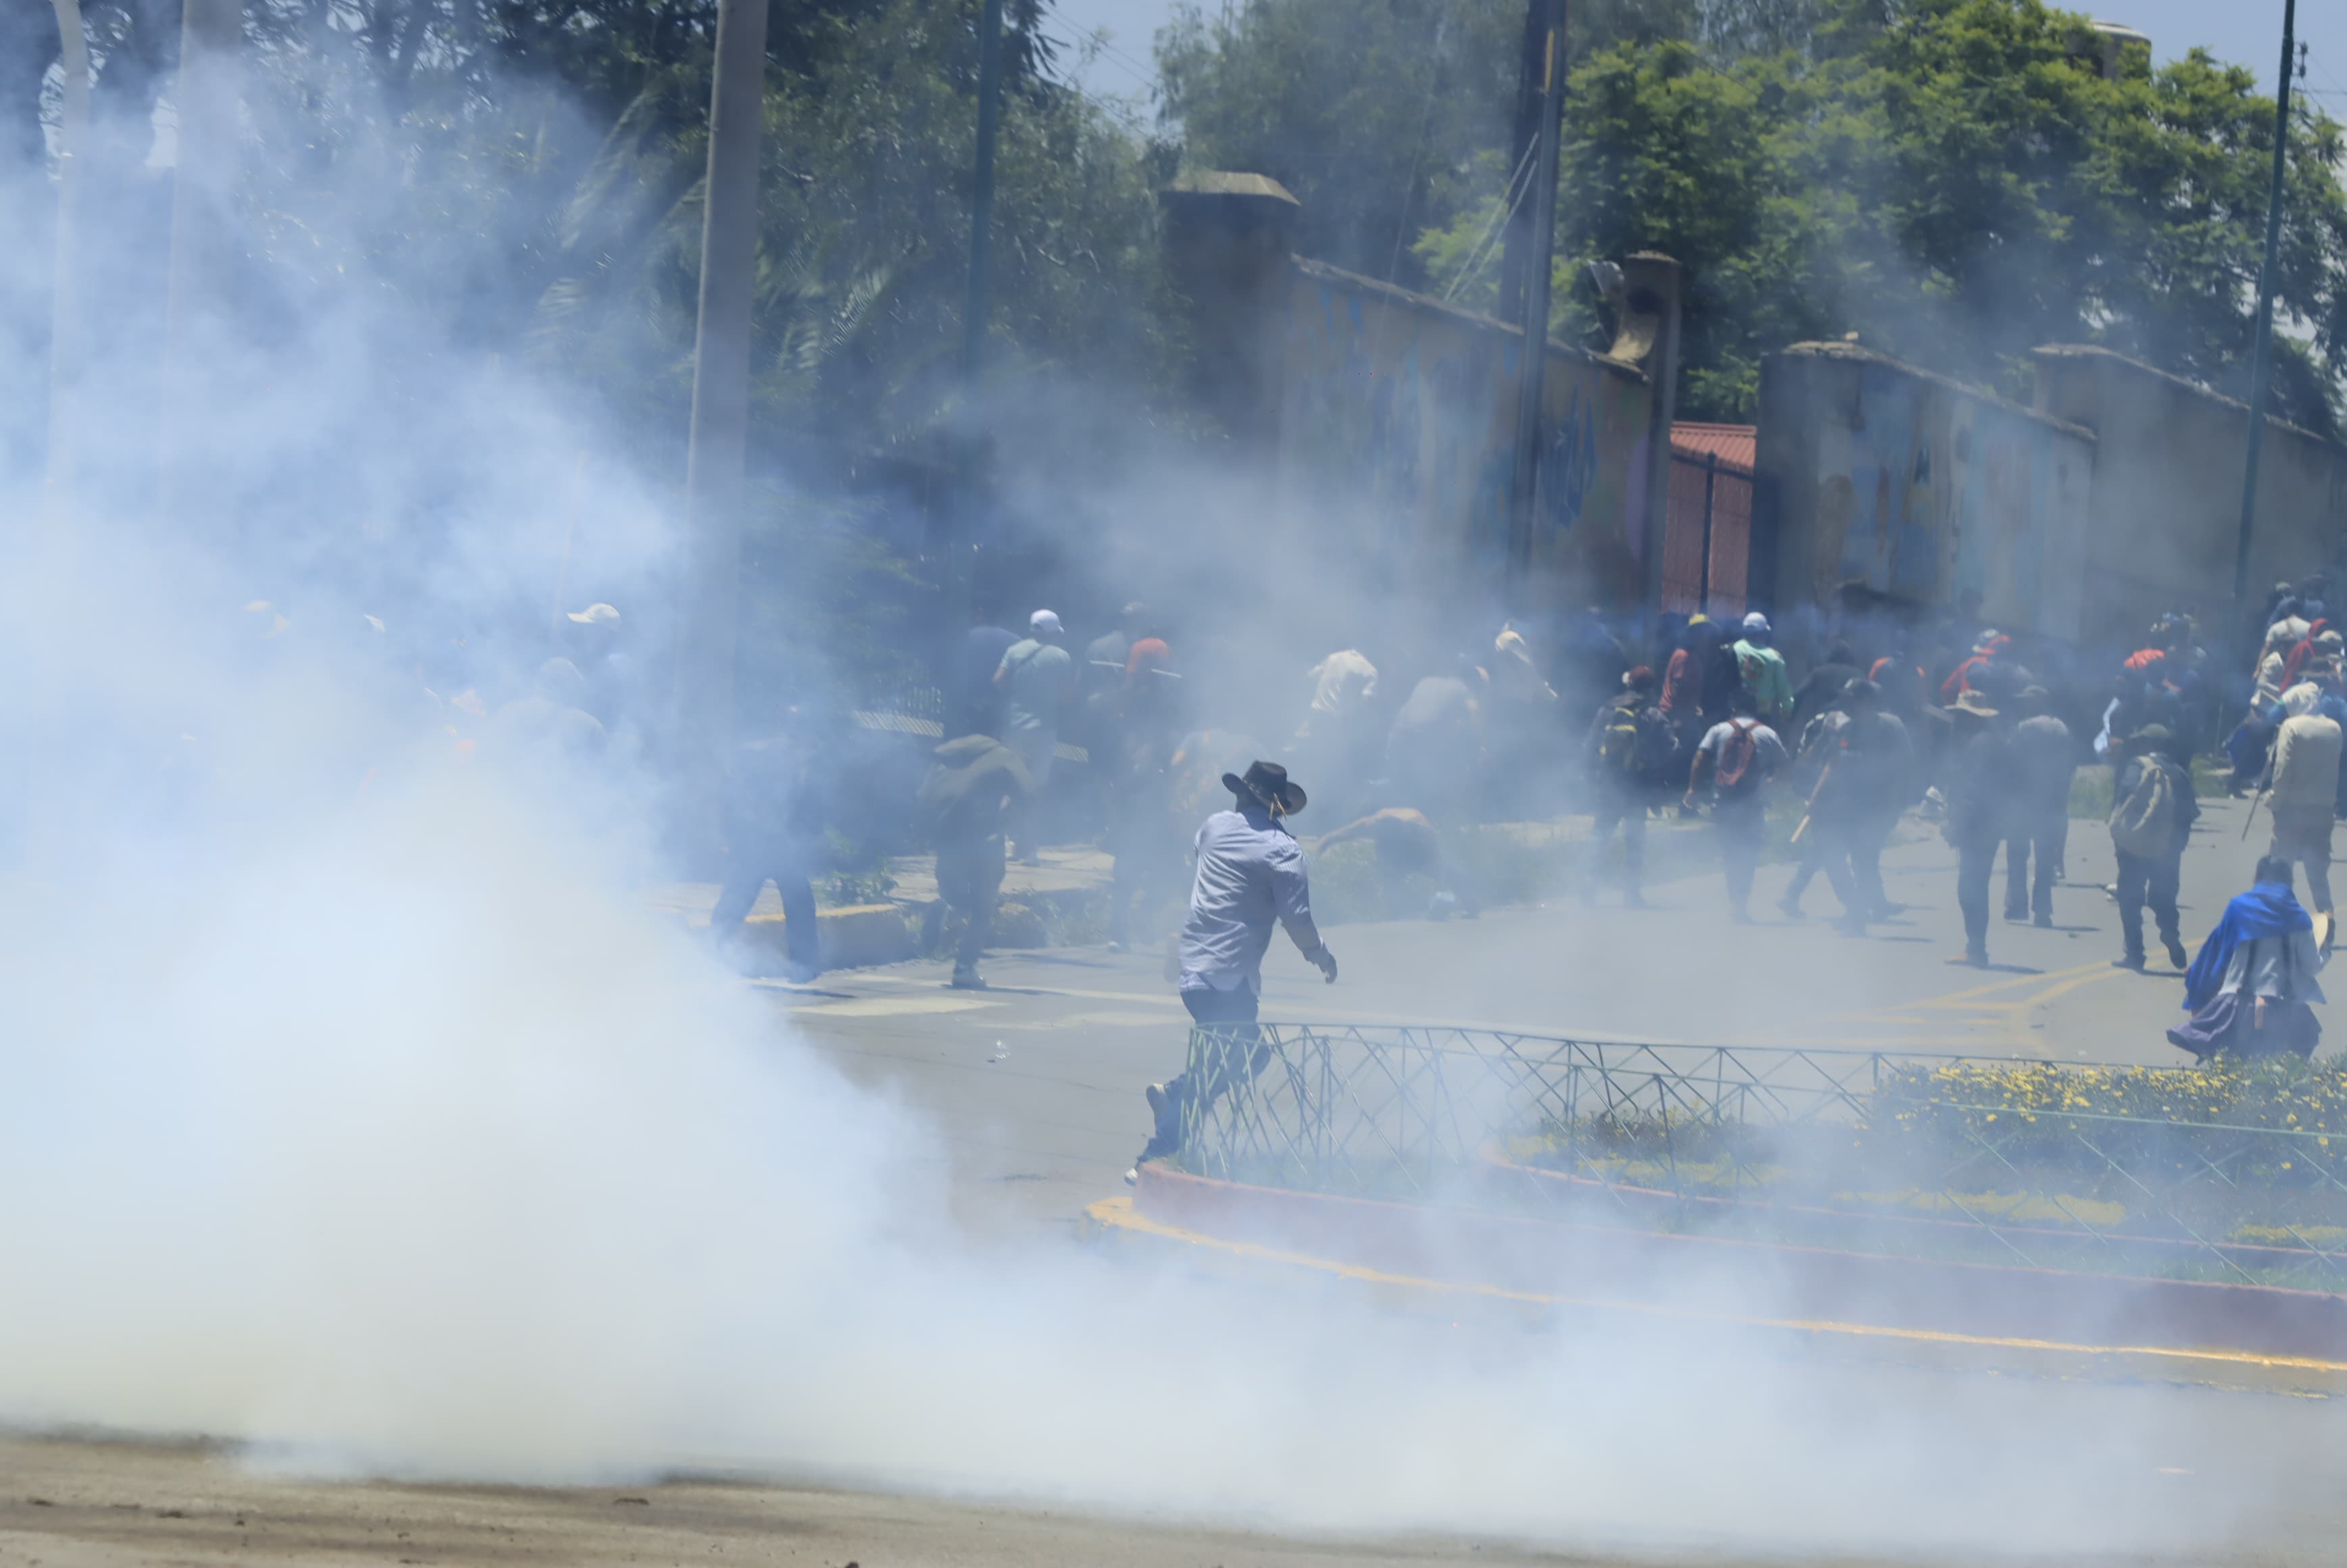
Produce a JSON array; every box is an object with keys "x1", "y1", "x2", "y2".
[
  {"x1": 995, "y1": 610, "x2": 1073, "y2": 862},
  {"x1": 1732, "y1": 611, "x2": 1794, "y2": 723}
]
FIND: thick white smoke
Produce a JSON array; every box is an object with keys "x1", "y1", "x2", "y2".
[
  {"x1": 0, "y1": 424, "x2": 2329, "y2": 1559},
  {"x1": 0, "y1": 40, "x2": 2337, "y2": 1566}
]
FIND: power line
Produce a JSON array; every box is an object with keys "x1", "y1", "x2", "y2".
[
  {"x1": 1382, "y1": 16, "x2": 1449, "y2": 286},
  {"x1": 1048, "y1": 28, "x2": 1158, "y2": 96},
  {"x1": 1441, "y1": 139, "x2": 1539, "y2": 306},
  {"x1": 2300, "y1": 45, "x2": 2347, "y2": 103}
]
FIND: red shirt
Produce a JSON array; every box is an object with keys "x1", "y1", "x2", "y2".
[{"x1": 1662, "y1": 647, "x2": 1702, "y2": 714}]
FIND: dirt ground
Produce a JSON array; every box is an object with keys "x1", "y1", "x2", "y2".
[
  {"x1": 0, "y1": 1434, "x2": 1764, "y2": 1568},
  {"x1": 6, "y1": 1425, "x2": 2346, "y2": 1568}
]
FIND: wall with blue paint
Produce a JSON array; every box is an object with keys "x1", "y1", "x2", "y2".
[
  {"x1": 2033, "y1": 345, "x2": 2347, "y2": 647},
  {"x1": 1758, "y1": 345, "x2": 2095, "y2": 643},
  {"x1": 1273, "y1": 258, "x2": 1652, "y2": 608}
]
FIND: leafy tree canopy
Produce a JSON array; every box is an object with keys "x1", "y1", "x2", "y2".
[{"x1": 1167, "y1": 0, "x2": 2347, "y2": 433}]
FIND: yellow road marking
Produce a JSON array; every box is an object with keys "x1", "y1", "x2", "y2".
[
  {"x1": 792, "y1": 996, "x2": 1002, "y2": 1018},
  {"x1": 1086, "y1": 1197, "x2": 2347, "y2": 1382}
]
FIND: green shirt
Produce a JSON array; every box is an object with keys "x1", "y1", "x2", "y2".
[
  {"x1": 1733, "y1": 639, "x2": 1794, "y2": 720},
  {"x1": 997, "y1": 639, "x2": 1072, "y2": 735}
]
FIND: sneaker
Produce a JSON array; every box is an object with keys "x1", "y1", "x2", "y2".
[
  {"x1": 1950, "y1": 949, "x2": 1989, "y2": 969},
  {"x1": 2166, "y1": 939, "x2": 2189, "y2": 970},
  {"x1": 2033, "y1": 914, "x2": 2054, "y2": 929},
  {"x1": 2113, "y1": 954, "x2": 2146, "y2": 971},
  {"x1": 950, "y1": 967, "x2": 989, "y2": 990}
]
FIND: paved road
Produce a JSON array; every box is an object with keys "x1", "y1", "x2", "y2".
[
  {"x1": 11, "y1": 795, "x2": 2346, "y2": 1567},
  {"x1": 773, "y1": 793, "x2": 2286, "y2": 1233}
]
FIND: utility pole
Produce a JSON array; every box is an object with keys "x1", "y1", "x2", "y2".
[
  {"x1": 679, "y1": 0, "x2": 770, "y2": 780},
  {"x1": 963, "y1": 0, "x2": 1006, "y2": 384},
  {"x1": 159, "y1": 0, "x2": 243, "y2": 524},
  {"x1": 940, "y1": 0, "x2": 1007, "y2": 725},
  {"x1": 1505, "y1": 0, "x2": 1566, "y2": 577},
  {"x1": 1493, "y1": 0, "x2": 1549, "y2": 327},
  {"x1": 2233, "y1": 0, "x2": 2298, "y2": 606},
  {"x1": 45, "y1": 0, "x2": 91, "y2": 529}
]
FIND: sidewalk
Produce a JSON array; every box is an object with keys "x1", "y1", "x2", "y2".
[
  {"x1": 642, "y1": 802, "x2": 1848, "y2": 971},
  {"x1": 883, "y1": 843, "x2": 1112, "y2": 907}
]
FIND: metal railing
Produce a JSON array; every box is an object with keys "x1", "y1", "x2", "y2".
[{"x1": 1170, "y1": 1024, "x2": 2347, "y2": 1291}]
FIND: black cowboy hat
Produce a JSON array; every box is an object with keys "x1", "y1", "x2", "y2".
[{"x1": 1223, "y1": 759, "x2": 1307, "y2": 815}]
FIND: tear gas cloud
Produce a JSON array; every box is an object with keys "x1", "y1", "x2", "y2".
[{"x1": 0, "y1": 43, "x2": 2333, "y2": 1565}]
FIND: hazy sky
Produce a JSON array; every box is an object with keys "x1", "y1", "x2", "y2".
[{"x1": 1046, "y1": 0, "x2": 2347, "y2": 113}]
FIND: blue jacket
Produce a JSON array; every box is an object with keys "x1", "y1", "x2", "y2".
[{"x1": 2184, "y1": 882, "x2": 2313, "y2": 1012}]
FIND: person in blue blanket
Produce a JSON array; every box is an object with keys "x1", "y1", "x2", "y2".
[{"x1": 2169, "y1": 856, "x2": 2328, "y2": 1061}]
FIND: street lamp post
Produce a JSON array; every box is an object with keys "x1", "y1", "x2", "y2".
[
  {"x1": 679, "y1": 0, "x2": 771, "y2": 778},
  {"x1": 45, "y1": 0, "x2": 91, "y2": 529},
  {"x1": 2232, "y1": 0, "x2": 2299, "y2": 608}
]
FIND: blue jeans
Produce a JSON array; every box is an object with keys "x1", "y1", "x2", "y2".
[
  {"x1": 1956, "y1": 843, "x2": 1994, "y2": 956},
  {"x1": 1141, "y1": 987, "x2": 1265, "y2": 1162}
]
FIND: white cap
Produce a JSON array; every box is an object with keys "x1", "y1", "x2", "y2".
[
  {"x1": 1741, "y1": 611, "x2": 1770, "y2": 635},
  {"x1": 1030, "y1": 610, "x2": 1063, "y2": 637}
]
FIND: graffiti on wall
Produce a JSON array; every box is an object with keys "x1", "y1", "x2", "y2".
[
  {"x1": 1808, "y1": 365, "x2": 2091, "y2": 639},
  {"x1": 1276, "y1": 265, "x2": 1649, "y2": 599}
]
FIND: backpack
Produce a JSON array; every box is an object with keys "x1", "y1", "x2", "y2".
[
  {"x1": 1630, "y1": 705, "x2": 1676, "y2": 785},
  {"x1": 1714, "y1": 718, "x2": 1764, "y2": 795},
  {"x1": 1599, "y1": 701, "x2": 1672, "y2": 783},
  {"x1": 2109, "y1": 756, "x2": 2179, "y2": 858}
]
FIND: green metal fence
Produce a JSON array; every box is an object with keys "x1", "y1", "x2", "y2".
[{"x1": 1169, "y1": 1023, "x2": 2347, "y2": 1291}]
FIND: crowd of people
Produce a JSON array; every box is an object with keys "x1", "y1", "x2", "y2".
[{"x1": 702, "y1": 577, "x2": 2346, "y2": 1169}]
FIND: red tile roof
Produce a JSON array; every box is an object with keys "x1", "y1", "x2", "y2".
[{"x1": 1671, "y1": 422, "x2": 1756, "y2": 473}]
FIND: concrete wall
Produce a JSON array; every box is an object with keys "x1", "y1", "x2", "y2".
[
  {"x1": 1757, "y1": 341, "x2": 2347, "y2": 656},
  {"x1": 2031, "y1": 345, "x2": 2347, "y2": 646},
  {"x1": 1272, "y1": 258, "x2": 1653, "y2": 605},
  {"x1": 1756, "y1": 343, "x2": 2097, "y2": 641},
  {"x1": 1162, "y1": 174, "x2": 1655, "y2": 616}
]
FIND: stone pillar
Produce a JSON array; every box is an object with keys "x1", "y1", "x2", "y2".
[
  {"x1": 1618, "y1": 253, "x2": 1684, "y2": 615},
  {"x1": 1159, "y1": 172, "x2": 1300, "y2": 452}
]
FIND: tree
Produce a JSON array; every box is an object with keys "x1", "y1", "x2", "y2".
[
  {"x1": 1399, "y1": 0, "x2": 2347, "y2": 430},
  {"x1": 1155, "y1": 0, "x2": 1693, "y2": 294},
  {"x1": 15, "y1": 0, "x2": 1172, "y2": 708}
]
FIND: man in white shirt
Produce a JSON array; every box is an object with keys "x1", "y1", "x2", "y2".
[
  {"x1": 1685, "y1": 687, "x2": 1789, "y2": 923},
  {"x1": 1132, "y1": 761, "x2": 1336, "y2": 1178}
]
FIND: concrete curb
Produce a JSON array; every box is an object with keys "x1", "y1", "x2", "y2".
[{"x1": 735, "y1": 903, "x2": 915, "y2": 967}]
